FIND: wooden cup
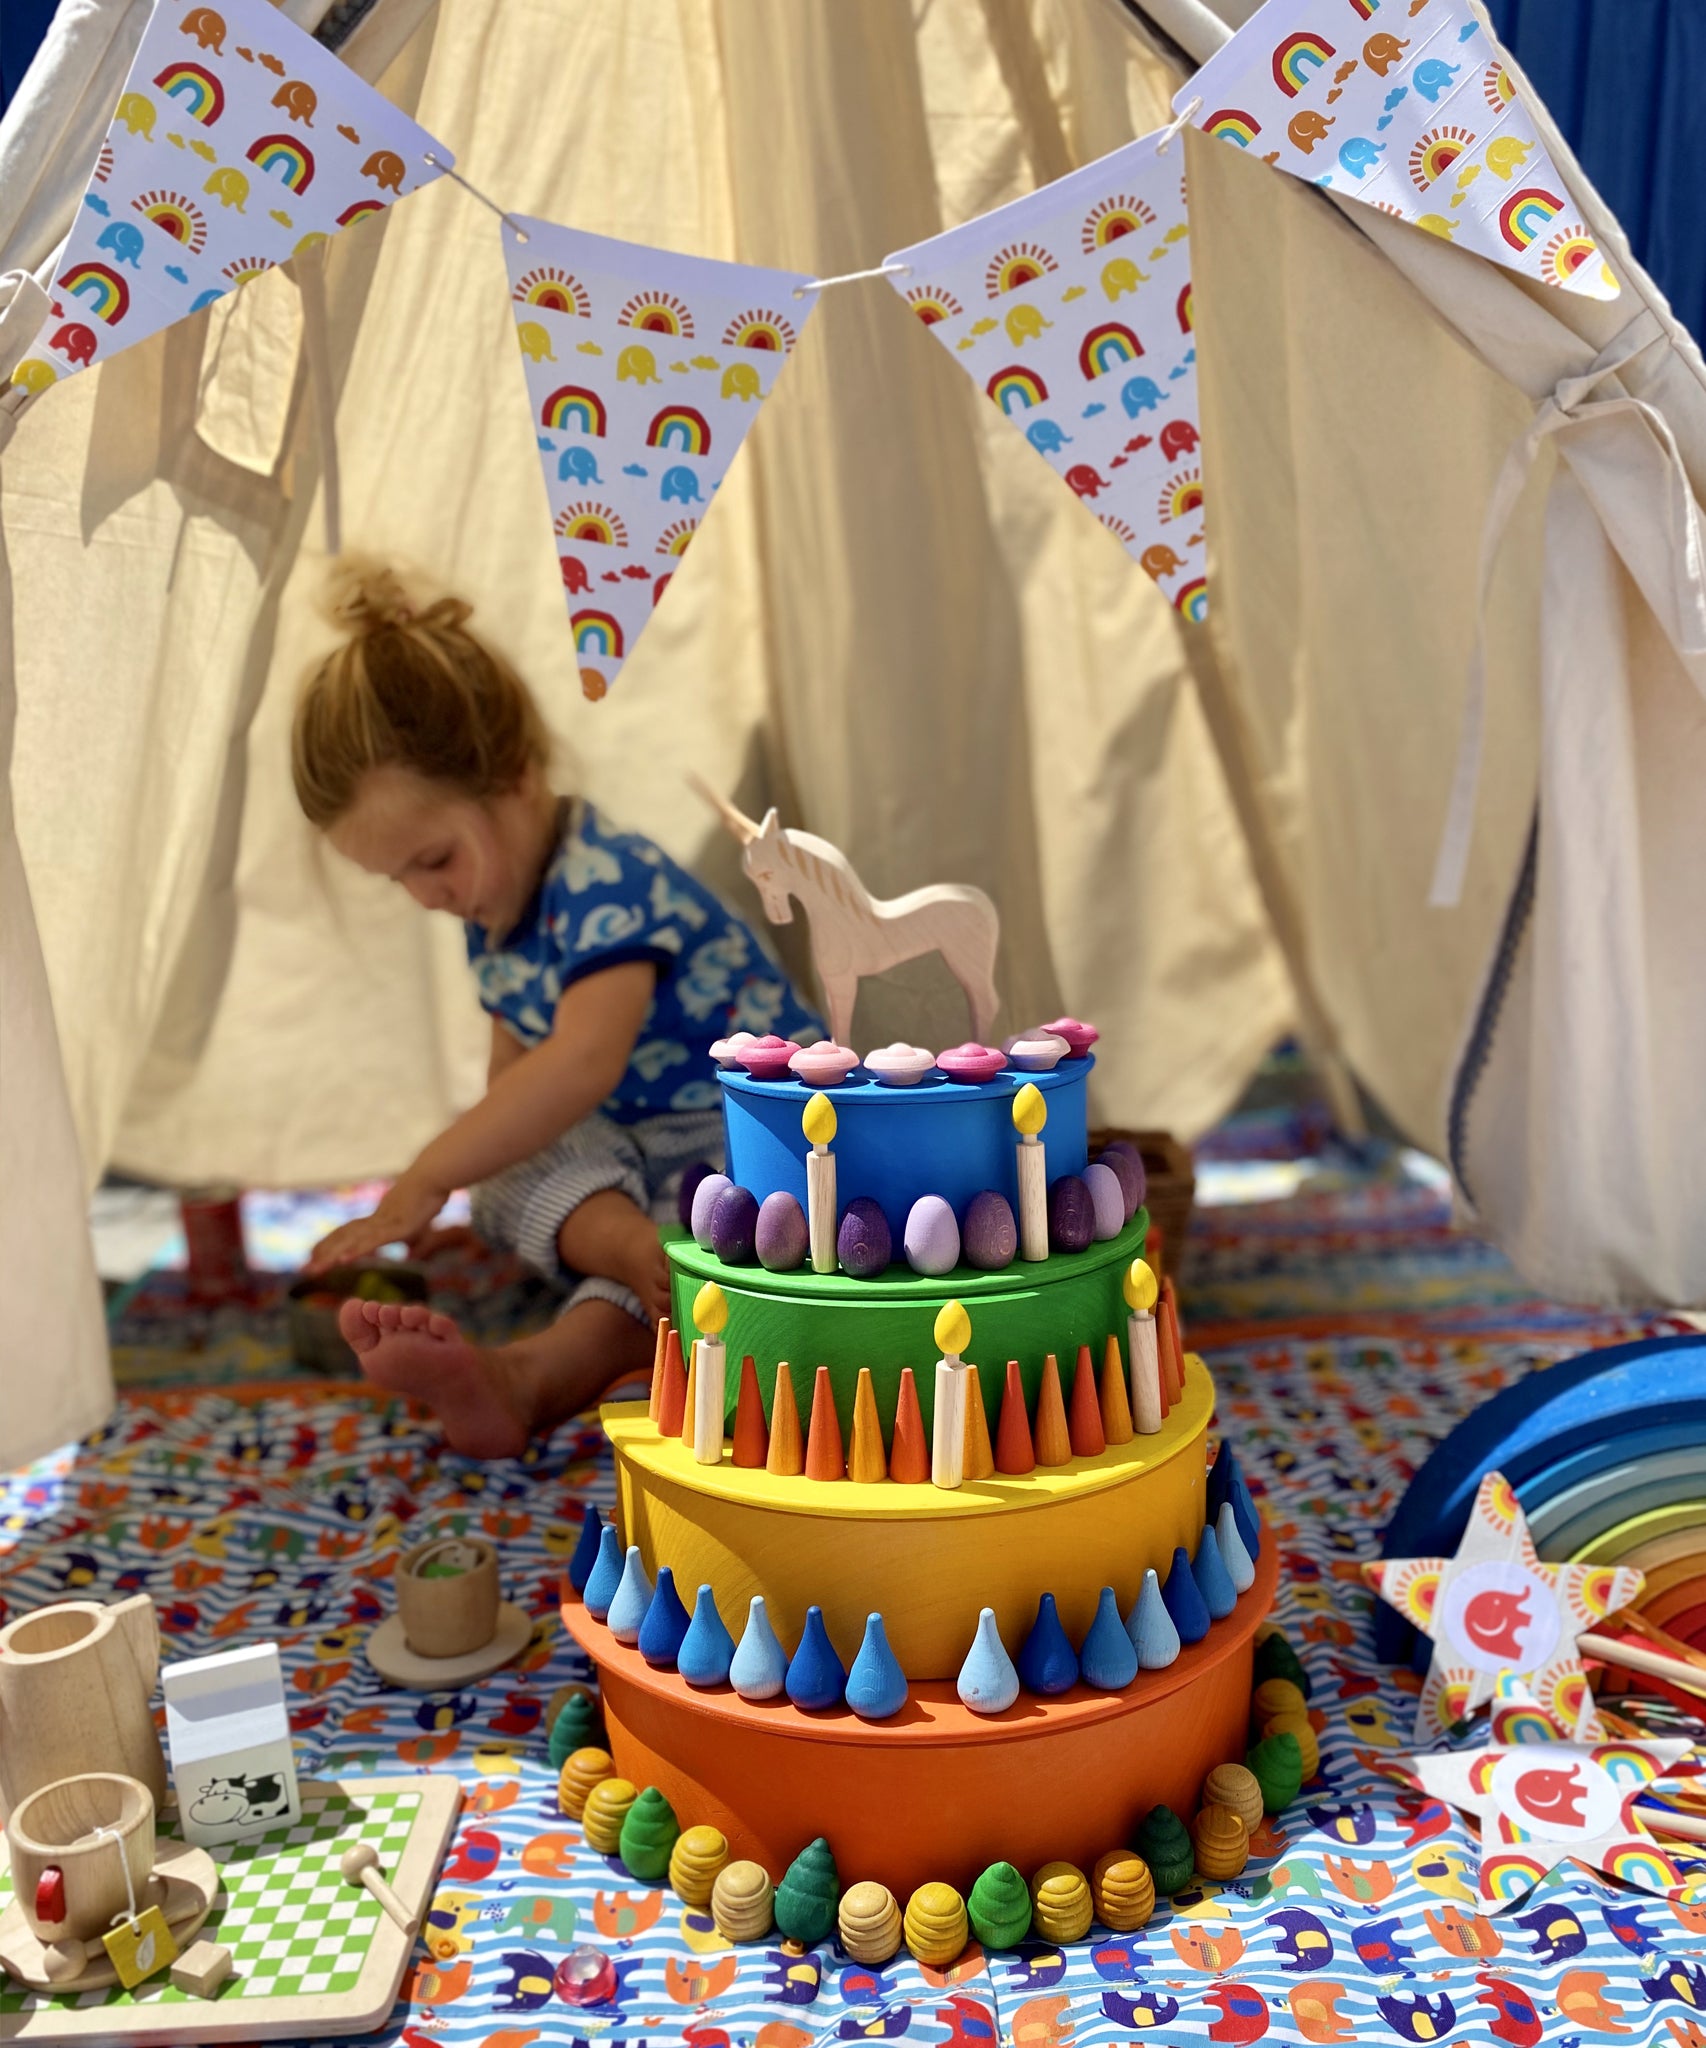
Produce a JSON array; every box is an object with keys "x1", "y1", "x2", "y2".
[
  {"x1": 9, "y1": 1774, "x2": 156, "y2": 1943},
  {"x1": 396, "y1": 1537, "x2": 500, "y2": 1659}
]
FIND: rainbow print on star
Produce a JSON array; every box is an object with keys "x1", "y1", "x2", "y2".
[
  {"x1": 246, "y1": 133, "x2": 315, "y2": 194},
  {"x1": 60, "y1": 263, "x2": 130, "y2": 325},
  {"x1": 986, "y1": 364, "x2": 1048, "y2": 414},
  {"x1": 722, "y1": 309, "x2": 798, "y2": 353},
  {"x1": 1173, "y1": 577, "x2": 1209, "y2": 621},
  {"x1": 1595, "y1": 1743, "x2": 1667, "y2": 1787},
  {"x1": 646, "y1": 405, "x2": 712, "y2": 456},
  {"x1": 543, "y1": 385, "x2": 607, "y2": 436},
  {"x1": 571, "y1": 610, "x2": 625, "y2": 660},
  {"x1": 1271, "y1": 32, "x2": 1334, "y2": 99},
  {"x1": 133, "y1": 191, "x2": 207, "y2": 255},
  {"x1": 1078, "y1": 322, "x2": 1143, "y2": 380},
  {"x1": 152, "y1": 61, "x2": 224, "y2": 125},
  {"x1": 1204, "y1": 109, "x2": 1261, "y2": 147},
  {"x1": 513, "y1": 267, "x2": 590, "y2": 316},
  {"x1": 1499, "y1": 187, "x2": 1564, "y2": 252},
  {"x1": 1480, "y1": 1851, "x2": 1549, "y2": 1905}
]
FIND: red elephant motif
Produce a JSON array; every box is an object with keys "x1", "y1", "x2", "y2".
[
  {"x1": 559, "y1": 555, "x2": 591, "y2": 594},
  {"x1": 1064, "y1": 464, "x2": 1107, "y2": 500},
  {"x1": 1160, "y1": 418, "x2": 1201, "y2": 460}
]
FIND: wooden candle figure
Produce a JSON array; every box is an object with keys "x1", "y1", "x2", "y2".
[
  {"x1": 1125, "y1": 1257, "x2": 1162, "y2": 1435},
  {"x1": 1013, "y1": 1083, "x2": 1049, "y2": 1262},
  {"x1": 803, "y1": 1092, "x2": 839, "y2": 1275},
  {"x1": 932, "y1": 1300, "x2": 972, "y2": 1491},
  {"x1": 692, "y1": 1283, "x2": 729, "y2": 1465}
]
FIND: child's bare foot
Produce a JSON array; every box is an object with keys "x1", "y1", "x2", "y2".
[
  {"x1": 558, "y1": 1189, "x2": 671, "y2": 1325},
  {"x1": 339, "y1": 1300, "x2": 529, "y2": 1458}
]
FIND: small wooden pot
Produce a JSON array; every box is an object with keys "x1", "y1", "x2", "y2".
[
  {"x1": 10, "y1": 1774, "x2": 156, "y2": 1943},
  {"x1": 396, "y1": 1537, "x2": 500, "y2": 1659}
]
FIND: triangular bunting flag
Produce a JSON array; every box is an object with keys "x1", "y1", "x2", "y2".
[
  {"x1": 886, "y1": 133, "x2": 1205, "y2": 619},
  {"x1": 503, "y1": 219, "x2": 815, "y2": 700},
  {"x1": 12, "y1": 0, "x2": 451, "y2": 396},
  {"x1": 1179, "y1": 0, "x2": 1618, "y2": 301}
]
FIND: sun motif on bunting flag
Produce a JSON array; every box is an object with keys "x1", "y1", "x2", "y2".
[
  {"x1": 1366, "y1": 1471, "x2": 1645, "y2": 1742},
  {"x1": 1400, "y1": 1672, "x2": 1703, "y2": 1911}
]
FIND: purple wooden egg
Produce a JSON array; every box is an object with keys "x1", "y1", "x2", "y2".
[
  {"x1": 709, "y1": 1185, "x2": 760, "y2": 1265},
  {"x1": 903, "y1": 1195, "x2": 961, "y2": 1277},
  {"x1": 1047, "y1": 1174, "x2": 1094, "y2": 1254},
  {"x1": 963, "y1": 1190, "x2": 1018, "y2": 1271},
  {"x1": 677, "y1": 1160, "x2": 718, "y2": 1230},
  {"x1": 838, "y1": 1196, "x2": 892, "y2": 1279},
  {"x1": 1097, "y1": 1143, "x2": 1147, "y2": 1219},
  {"x1": 1084, "y1": 1161, "x2": 1125, "y2": 1242},
  {"x1": 755, "y1": 1191, "x2": 809, "y2": 1272},
  {"x1": 689, "y1": 1172, "x2": 733, "y2": 1248}
]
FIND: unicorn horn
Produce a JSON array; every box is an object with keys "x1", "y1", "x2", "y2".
[{"x1": 687, "y1": 772, "x2": 762, "y2": 846}]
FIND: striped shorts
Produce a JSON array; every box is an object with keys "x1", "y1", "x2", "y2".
[{"x1": 469, "y1": 1109, "x2": 724, "y2": 1326}]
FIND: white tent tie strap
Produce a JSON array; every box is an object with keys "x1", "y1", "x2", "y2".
[
  {"x1": 1429, "y1": 309, "x2": 1706, "y2": 908},
  {"x1": 793, "y1": 260, "x2": 910, "y2": 299}
]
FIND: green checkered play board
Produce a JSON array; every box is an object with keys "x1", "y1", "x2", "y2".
[{"x1": 0, "y1": 1786, "x2": 420, "y2": 2015}]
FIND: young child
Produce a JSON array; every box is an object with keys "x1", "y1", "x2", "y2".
[{"x1": 294, "y1": 558, "x2": 822, "y2": 1456}]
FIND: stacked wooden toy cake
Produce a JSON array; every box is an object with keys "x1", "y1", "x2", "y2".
[{"x1": 562, "y1": 1019, "x2": 1276, "y2": 1902}]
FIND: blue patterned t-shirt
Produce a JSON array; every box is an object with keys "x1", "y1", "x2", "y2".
[{"x1": 465, "y1": 800, "x2": 823, "y2": 1121}]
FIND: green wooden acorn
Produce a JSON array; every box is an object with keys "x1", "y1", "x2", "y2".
[
  {"x1": 617, "y1": 1785, "x2": 680, "y2": 1881},
  {"x1": 967, "y1": 1860, "x2": 1032, "y2": 1949},
  {"x1": 1246, "y1": 1730, "x2": 1304, "y2": 1815},
  {"x1": 548, "y1": 1690, "x2": 603, "y2": 1772},
  {"x1": 1252, "y1": 1631, "x2": 1310, "y2": 1700},
  {"x1": 1132, "y1": 1805, "x2": 1194, "y2": 1895},
  {"x1": 775, "y1": 1836, "x2": 840, "y2": 1947}
]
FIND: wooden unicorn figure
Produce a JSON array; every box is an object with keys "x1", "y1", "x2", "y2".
[{"x1": 691, "y1": 778, "x2": 1001, "y2": 1048}]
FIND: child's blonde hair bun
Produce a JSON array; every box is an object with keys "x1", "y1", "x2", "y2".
[{"x1": 321, "y1": 553, "x2": 471, "y2": 639}]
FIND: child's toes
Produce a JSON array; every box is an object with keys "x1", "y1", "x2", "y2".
[
  {"x1": 427, "y1": 1312, "x2": 459, "y2": 1341},
  {"x1": 375, "y1": 1303, "x2": 404, "y2": 1332},
  {"x1": 337, "y1": 1300, "x2": 380, "y2": 1352},
  {"x1": 398, "y1": 1305, "x2": 431, "y2": 1332}
]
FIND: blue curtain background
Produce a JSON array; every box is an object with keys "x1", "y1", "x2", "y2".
[
  {"x1": 1483, "y1": 0, "x2": 1706, "y2": 348},
  {"x1": 0, "y1": 0, "x2": 58, "y2": 115}
]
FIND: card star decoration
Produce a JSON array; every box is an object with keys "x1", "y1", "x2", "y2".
[
  {"x1": 1366, "y1": 1470, "x2": 1644, "y2": 1742},
  {"x1": 1399, "y1": 1672, "x2": 1702, "y2": 1911}
]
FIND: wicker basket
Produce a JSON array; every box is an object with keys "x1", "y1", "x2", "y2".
[{"x1": 1090, "y1": 1127, "x2": 1196, "y2": 1287}]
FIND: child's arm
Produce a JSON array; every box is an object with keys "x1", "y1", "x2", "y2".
[{"x1": 308, "y1": 960, "x2": 657, "y2": 1271}]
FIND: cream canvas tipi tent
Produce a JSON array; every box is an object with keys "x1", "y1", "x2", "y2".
[{"x1": 4, "y1": 0, "x2": 1706, "y2": 1467}]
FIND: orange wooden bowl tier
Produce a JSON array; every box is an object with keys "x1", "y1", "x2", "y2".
[{"x1": 562, "y1": 1535, "x2": 1276, "y2": 1897}]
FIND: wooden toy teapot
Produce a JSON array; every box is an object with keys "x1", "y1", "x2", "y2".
[{"x1": 0, "y1": 1598, "x2": 167, "y2": 1822}]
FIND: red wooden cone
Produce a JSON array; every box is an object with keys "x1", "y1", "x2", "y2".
[
  {"x1": 1033, "y1": 1352, "x2": 1072, "y2": 1466},
  {"x1": 731, "y1": 1355, "x2": 769, "y2": 1468},
  {"x1": 889, "y1": 1367, "x2": 930, "y2": 1484},
  {"x1": 805, "y1": 1365, "x2": 845, "y2": 1481},
  {"x1": 656, "y1": 1326, "x2": 688, "y2": 1437},
  {"x1": 995, "y1": 1359, "x2": 1036, "y2": 1474},
  {"x1": 647, "y1": 1315, "x2": 671, "y2": 1422},
  {"x1": 1067, "y1": 1342, "x2": 1106, "y2": 1458}
]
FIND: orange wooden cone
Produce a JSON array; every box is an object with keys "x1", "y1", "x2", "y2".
[
  {"x1": 647, "y1": 1315, "x2": 671, "y2": 1421},
  {"x1": 1164, "y1": 1276, "x2": 1186, "y2": 1354},
  {"x1": 889, "y1": 1367, "x2": 930, "y2": 1483},
  {"x1": 657, "y1": 1326, "x2": 688, "y2": 1437},
  {"x1": 1033, "y1": 1352, "x2": 1072, "y2": 1466},
  {"x1": 766, "y1": 1363, "x2": 804, "y2": 1476},
  {"x1": 680, "y1": 1341, "x2": 698, "y2": 1445},
  {"x1": 1067, "y1": 1343, "x2": 1105, "y2": 1458},
  {"x1": 995, "y1": 1359, "x2": 1035, "y2": 1474},
  {"x1": 805, "y1": 1365, "x2": 845, "y2": 1481},
  {"x1": 1160, "y1": 1281, "x2": 1184, "y2": 1408},
  {"x1": 1147, "y1": 1224, "x2": 1166, "y2": 1281},
  {"x1": 961, "y1": 1364, "x2": 996, "y2": 1481},
  {"x1": 849, "y1": 1368, "x2": 887, "y2": 1483},
  {"x1": 732, "y1": 1355, "x2": 769, "y2": 1468},
  {"x1": 1100, "y1": 1332, "x2": 1133, "y2": 1445}
]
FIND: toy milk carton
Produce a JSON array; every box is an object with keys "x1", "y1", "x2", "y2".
[{"x1": 162, "y1": 1642, "x2": 301, "y2": 1848}]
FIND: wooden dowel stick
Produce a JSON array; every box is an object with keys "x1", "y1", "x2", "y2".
[
  {"x1": 1016, "y1": 1136, "x2": 1048, "y2": 1263},
  {"x1": 1129, "y1": 1313, "x2": 1162, "y2": 1434},
  {"x1": 933, "y1": 1359, "x2": 967, "y2": 1490},
  {"x1": 693, "y1": 1335, "x2": 726, "y2": 1464},
  {"x1": 1579, "y1": 1631, "x2": 1706, "y2": 1702},
  {"x1": 807, "y1": 1147, "x2": 837, "y2": 1274}
]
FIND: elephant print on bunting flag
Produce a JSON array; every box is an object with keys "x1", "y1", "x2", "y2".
[
  {"x1": 11, "y1": 0, "x2": 450, "y2": 393},
  {"x1": 1180, "y1": 0, "x2": 1618, "y2": 301},
  {"x1": 884, "y1": 133, "x2": 1207, "y2": 621},
  {"x1": 503, "y1": 219, "x2": 816, "y2": 701}
]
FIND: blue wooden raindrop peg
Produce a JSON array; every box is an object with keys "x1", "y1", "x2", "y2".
[
  {"x1": 729, "y1": 1595, "x2": 790, "y2": 1701},
  {"x1": 1078, "y1": 1584, "x2": 1139, "y2": 1690},
  {"x1": 1216, "y1": 1502, "x2": 1255, "y2": 1593},
  {"x1": 677, "y1": 1583, "x2": 736, "y2": 1688},
  {"x1": 606, "y1": 1545, "x2": 654, "y2": 1645},
  {"x1": 785, "y1": 1605, "x2": 847, "y2": 1711},
  {"x1": 582, "y1": 1522, "x2": 623, "y2": 1621},
  {"x1": 637, "y1": 1564, "x2": 692, "y2": 1668},
  {"x1": 845, "y1": 1613, "x2": 908, "y2": 1720},
  {"x1": 568, "y1": 1504, "x2": 603, "y2": 1593},
  {"x1": 1016, "y1": 1592, "x2": 1079, "y2": 1695},
  {"x1": 1161, "y1": 1544, "x2": 1210, "y2": 1644},
  {"x1": 958, "y1": 1607, "x2": 1020, "y2": 1713},
  {"x1": 1192, "y1": 1525, "x2": 1238, "y2": 1621},
  {"x1": 1126, "y1": 1567, "x2": 1180, "y2": 1668}
]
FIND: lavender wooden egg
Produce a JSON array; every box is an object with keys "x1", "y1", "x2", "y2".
[
  {"x1": 838, "y1": 1197, "x2": 892, "y2": 1279},
  {"x1": 1048, "y1": 1175, "x2": 1094, "y2": 1254},
  {"x1": 756, "y1": 1191, "x2": 809, "y2": 1272},
  {"x1": 677, "y1": 1160, "x2": 718, "y2": 1230},
  {"x1": 963, "y1": 1190, "x2": 1018, "y2": 1271},
  {"x1": 1084, "y1": 1162, "x2": 1125, "y2": 1242},
  {"x1": 709, "y1": 1185, "x2": 760, "y2": 1265},
  {"x1": 690, "y1": 1173, "x2": 734, "y2": 1248},
  {"x1": 1097, "y1": 1143, "x2": 1147, "y2": 1219},
  {"x1": 903, "y1": 1195, "x2": 961, "y2": 1277}
]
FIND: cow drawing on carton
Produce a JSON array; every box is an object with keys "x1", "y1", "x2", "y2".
[{"x1": 162, "y1": 1641, "x2": 302, "y2": 1848}]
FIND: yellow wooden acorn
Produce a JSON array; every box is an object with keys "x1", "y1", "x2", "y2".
[
  {"x1": 581, "y1": 1775, "x2": 637, "y2": 1854},
  {"x1": 903, "y1": 1881, "x2": 968, "y2": 1967},
  {"x1": 1192, "y1": 1803, "x2": 1250, "y2": 1881},
  {"x1": 712, "y1": 1859, "x2": 775, "y2": 1943},
  {"x1": 669, "y1": 1824, "x2": 730, "y2": 1909},
  {"x1": 558, "y1": 1746, "x2": 614, "y2": 1820},
  {"x1": 1029, "y1": 1861, "x2": 1093, "y2": 1943},
  {"x1": 1252, "y1": 1676, "x2": 1308, "y2": 1724},
  {"x1": 1092, "y1": 1849, "x2": 1155, "y2": 1933},
  {"x1": 1202, "y1": 1762, "x2": 1265, "y2": 1836},
  {"x1": 1264, "y1": 1710, "x2": 1320, "y2": 1782},
  {"x1": 838, "y1": 1880, "x2": 904, "y2": 1965}
]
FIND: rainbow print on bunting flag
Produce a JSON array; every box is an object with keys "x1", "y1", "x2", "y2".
[
  {"x1": 503, "y1": 218, "x2": 815, "y2": 700},
  {"x1": 1180, "y1": 0, "x2": 1618, "y2": 300},
  {"x1": 11, "y1": 0, "x2": 450, "y2": 394},
  {"x1": 885, "y1": 130, "x2": 1208, "y2": 614}
]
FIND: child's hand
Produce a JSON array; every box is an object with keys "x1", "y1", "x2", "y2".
[{"x1": 307, "y1": 1173, "x2": 450, "y2": 1273}]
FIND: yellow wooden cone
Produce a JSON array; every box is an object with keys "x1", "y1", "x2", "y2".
[
  {"x1": 961, "y1": 1364, "x2": 995, "y2": 1481},
  {"x1": 849, "y1": 1368, "x2": 888, "y2": 1483}
]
